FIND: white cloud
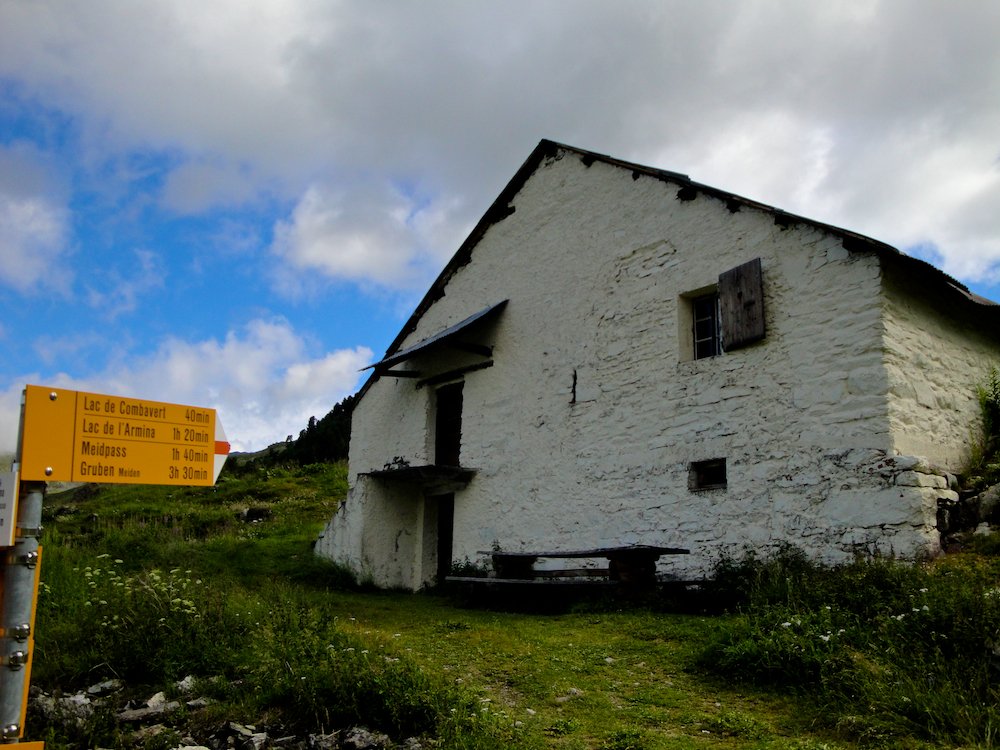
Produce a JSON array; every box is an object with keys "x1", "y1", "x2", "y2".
[
  {"x1": 0, "y1": 319, "x2": 372, "y2": 454},
  {"x1": 0, "y1": 1, "x2": 998, "y2": 301},
  {"x1": 665, "y1": 113, "x2": 838, "y2": 219},
  {"x1": 270, "y1": 181, "x2": 466, "y2": 290},
  {"x1": 0, "y1": 196, "x2": 68, "y2": 291},
  {"x1": 0, "y1": 144, "x2": 71, "y2": 292},
  {"x1": 160, "y1": 160, "x2": 262, "y2": 214},
  {"x1": 0, "y1": 0, "x2": 324, "y2": 170}
]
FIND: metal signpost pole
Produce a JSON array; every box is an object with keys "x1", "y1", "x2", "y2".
[{"x1": 0, "y1": 482, "x2": 42, "y2": 744}]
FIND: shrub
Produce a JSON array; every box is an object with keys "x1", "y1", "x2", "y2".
[
  {"x1": 32, "y1": 463, "x2": 542, "y2": 750},
  {"x1": 600, "y1": 728, "x2": 647, "y2": 750},
  {"x1": 702, "y1": 547, "x2": 1000, "y2": 747},
  {"x1": 35, "y1": 547, "x2": 240, "y2": 686},
  {"x1": 702, "y1": 710, "x2": 769, "y2": 739},
  {"x1": 980, "y1": 366, "x2": 1000, "y2": 447},
  {"x1": 966, "y1": 365, "x2": 1000, "y2": 491},
  {"x1": 236, "y1": 599, "x2": 535, "y2": 745}
]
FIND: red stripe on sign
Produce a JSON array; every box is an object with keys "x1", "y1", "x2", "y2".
[{"x1": 215, "y1": 441, "x2": 231, "y2": 455}]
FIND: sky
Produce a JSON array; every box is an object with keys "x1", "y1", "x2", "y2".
[{"x1": 0, "y1": 1, "x2": 999, "y2": 454}]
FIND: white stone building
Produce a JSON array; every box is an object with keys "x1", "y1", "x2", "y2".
[{"x1": 316, "y1": 140, "x2": 1000, "y2": 590}]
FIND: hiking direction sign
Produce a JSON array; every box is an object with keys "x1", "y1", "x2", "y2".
[{"x1": 19, "y1": 385, "x2": 230, "y2": 486}]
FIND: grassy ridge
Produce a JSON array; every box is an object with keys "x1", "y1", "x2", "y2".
[{"x1": 29, "y1": 463, "x2": 1000, "y2": 749}]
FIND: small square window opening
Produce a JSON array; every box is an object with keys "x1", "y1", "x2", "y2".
[{"x1": 689, "y1": 458, "x2": 727, "y2": 491}]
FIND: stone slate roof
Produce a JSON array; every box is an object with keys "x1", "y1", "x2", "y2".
[{"x1": 366, "y1": 139, "x2": 999, "y2": 392}]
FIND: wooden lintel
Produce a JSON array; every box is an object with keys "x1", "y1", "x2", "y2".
[{"x1": 416, "y1": 360, "x2": 494, "y2": 389}]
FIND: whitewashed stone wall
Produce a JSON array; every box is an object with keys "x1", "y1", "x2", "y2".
[
  {"x1": 316, "y1": 148, "x2": 995, "y2": 590},
  {"x1": 881, "y1": 262, "x2": 1000, "y2": 468}
]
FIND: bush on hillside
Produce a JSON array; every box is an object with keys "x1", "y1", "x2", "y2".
[
  {"x1": 227, "y1": 394, "x2": 357, "y2": 476},
  {"x1": 285, "y1": 394, "x2": 357, "y2": 465},
  {"x1": 702, "y1": 545, "x2": 1000, "y2": 747}
]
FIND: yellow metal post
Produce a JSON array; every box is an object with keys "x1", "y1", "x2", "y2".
[{"x1": 0, "y1": 481, "x2": 43, "y2": 745}]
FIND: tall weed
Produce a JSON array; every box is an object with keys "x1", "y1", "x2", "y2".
[
  {"x1": 35, "y1": 541, "x2": 239, "y2": 685},
  {"x1": 980, "y1": 366, "x2": 1000, "y2": 447},
  {"x1": 237, "y1": 600, "x2": 532, "y2": 745},
  {"x1": 703, "y1": 547, "x2": 1000, "y2": 747},
  {"x1": 33, "y1": 467, "x2": 538, "y2": 749},
  {"x1": 967, "y1": 365, "x2": 1000, "y2": 490}
]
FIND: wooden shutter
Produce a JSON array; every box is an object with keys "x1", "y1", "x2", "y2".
[{"x1": 718, "y1": 258, "x2": 765, "y2": 351}]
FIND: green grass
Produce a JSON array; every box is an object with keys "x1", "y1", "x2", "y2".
[
  {"x1": 702, "y1": 545, "x2": 1000, "y2": 748},
  {"x1": 27, "y1": 462, "x2": 1000, "y2": 749}
]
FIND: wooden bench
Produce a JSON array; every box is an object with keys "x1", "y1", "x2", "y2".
[{"x1": 446, "y1": 544, "x2": 690, "y2": 588}]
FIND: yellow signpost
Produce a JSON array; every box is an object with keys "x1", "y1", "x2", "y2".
[
  {"x1": 2, "y1": 386, "x2": 231, "y2": 747},
  {"x1": 19, "y1": 385, "x2": 230, "y2": 487}
]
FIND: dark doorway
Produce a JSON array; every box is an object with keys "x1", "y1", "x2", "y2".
[
  {"x1": 435, "y1": 382, "x2": 464, "y2": 466},
  {"x1": 430, "y1": 493, "x2": 455, "y2": 583}
]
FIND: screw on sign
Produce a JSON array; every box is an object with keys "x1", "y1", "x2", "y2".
[{"x1": 0, "y1": 385, "x2": 232, "y2": 747}]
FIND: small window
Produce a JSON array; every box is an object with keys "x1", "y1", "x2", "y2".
[
  {"x1": 689, "y1": 458, "x2": 727, "y2": 491},
  {"x1": 692, "y1": 293, "x2": 721, "y2": 359},
  {"x1": 679, "y1": 258, "x2": 765, "y2": 363}
]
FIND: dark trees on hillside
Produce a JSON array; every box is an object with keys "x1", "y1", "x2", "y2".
[{"x1": 285, "y1": 394, "x2": 357, "y2": 464}]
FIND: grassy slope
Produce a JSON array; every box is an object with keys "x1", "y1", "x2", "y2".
[{"x1": 32, "y1": 464, "x2": 930, "y2": 750}]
